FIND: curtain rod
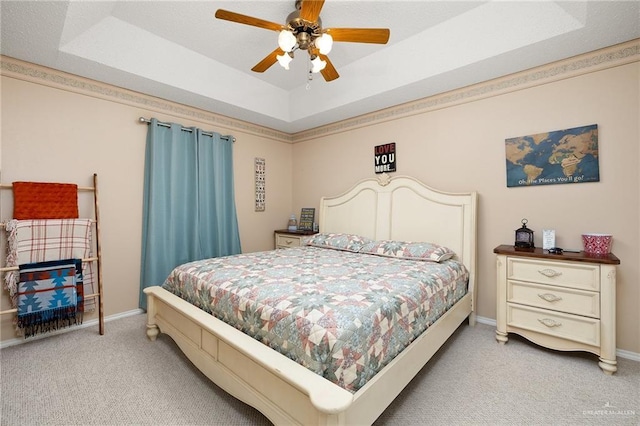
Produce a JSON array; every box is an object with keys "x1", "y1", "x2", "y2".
[{"x1": 138, "y1": 117, "x2": 235, "y2": 143}]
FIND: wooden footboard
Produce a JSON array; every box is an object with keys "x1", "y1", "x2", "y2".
[{"x1": 144, "y1": 285, "x2": 473, "y2": 426}]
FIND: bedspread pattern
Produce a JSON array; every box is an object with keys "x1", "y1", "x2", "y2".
[{"x1": 162, "y1": 246, "x2": 468, "y2": 392}]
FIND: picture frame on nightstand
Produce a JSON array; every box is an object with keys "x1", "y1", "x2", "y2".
[
  {"x1": 542, "y1": 229, "x2": 556, "y2": 250},
  {"x1": 298, "y1": 208, "x2": 315, "y2": 231}
]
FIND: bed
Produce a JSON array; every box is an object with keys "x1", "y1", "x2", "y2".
[{"x1": 144, "y1": 174, "x2": 477, "y2": 425}]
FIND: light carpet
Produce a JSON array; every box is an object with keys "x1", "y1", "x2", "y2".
[{"x1": 1, "y1": 314, "x2": 638, "y2": 425}]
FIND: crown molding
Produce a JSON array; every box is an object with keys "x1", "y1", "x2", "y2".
[
  {"x1": 0, "y1": 56, "x2": 294, "y2": 144},
  {"x1": 2, "y1": 38, "x2": 637, "y2": 144},
  {"x1": 292, "y1": 39, "x2": 639, "y2": 142}
]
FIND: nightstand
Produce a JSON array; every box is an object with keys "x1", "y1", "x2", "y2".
[
  {"x1": 274, "y1": 229, "x2": 318, "y2": 249},
  {"x1": 494, "y1": 244, "x2": 620, "y2": 374}
]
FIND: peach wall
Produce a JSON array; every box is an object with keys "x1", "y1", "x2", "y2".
[
  {"x1": 1, "y1": 47, "x2": 638, "y2": 356},
  {"x1": 291, "y1": 62, "x2": 640, "y2": 354},
  {"x1": 0, "y1": 63, "x2": 293, "y2": 341}
]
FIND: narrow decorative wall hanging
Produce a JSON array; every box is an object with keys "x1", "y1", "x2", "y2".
[
  {"x1": 255, "y1": 157, "x2": 266, "y2": 211},
  {"x1": 505, "y1": 124, "x2": 599, "y2": 187},
  {"x1": 374, "y1": 143, "x2": 396, "y2": 174}
]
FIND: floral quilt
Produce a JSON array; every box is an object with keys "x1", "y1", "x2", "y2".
[{"x1": 162, "y1": 245, "x2": 469, "y2": 393}]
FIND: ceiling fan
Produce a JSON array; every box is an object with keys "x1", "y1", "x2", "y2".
[{"x1": 215, "y1": 0, "x2": 390, "y2": 82}]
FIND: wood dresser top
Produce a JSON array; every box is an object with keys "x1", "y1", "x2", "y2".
[{"x1": 493, "y1": 244, "x2": 620, "y2": 265}]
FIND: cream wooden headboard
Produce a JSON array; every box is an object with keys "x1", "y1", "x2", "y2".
[{"x1": 319, "y1": 174, "x2": 477, "y2": 301}]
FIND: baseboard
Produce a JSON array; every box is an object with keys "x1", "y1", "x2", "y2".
[
  {"x1": 616, "y1": 348, "x2": 640, "y2": 362},
  {"x1": 0, "y1": 308, "x2": 144, "y2": 349},
  {"x1": 474, "y1": 315, "x2": 639, "y2": 362},
  {"x1": 475, "y1": 315, "x2": 496, "y2": 327}
]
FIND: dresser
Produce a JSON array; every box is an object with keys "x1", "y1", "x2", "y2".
[
  {"x1": 494, "y1": 244, "x2": 620, "y2": 374},
  {"x1": 274, "y1": 229, "x2": 317, "y2": 249}
]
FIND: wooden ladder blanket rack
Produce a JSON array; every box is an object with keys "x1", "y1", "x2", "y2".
[{"x1": 0, "y1": 174, "x2": 104, "y2": 335}]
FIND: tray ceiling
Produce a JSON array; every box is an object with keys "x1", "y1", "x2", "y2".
[{"x1": 1, "y1": 1, "x2": 638, "y2": 133}]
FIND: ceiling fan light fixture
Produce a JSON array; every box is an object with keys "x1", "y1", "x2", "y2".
[
  {"x1": 315, "y1": 33, "x2": 333, "y2": 55},
  {"x1": 277, "y1": 52, "x2": 293, "y2": 70},
  {"x1": 278, "y1": 30, "x2": 296, "y2": 52},
  {"x1": 311, "y1": 56, "x2": 327, "y2": 73},
  {"x1": 215, "y1": 2, "x2": 390, "y2": 82}
]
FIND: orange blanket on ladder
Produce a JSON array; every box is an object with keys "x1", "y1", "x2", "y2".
[{"x1": 12, "y1": 182, "x2": 78, "y2": 219}]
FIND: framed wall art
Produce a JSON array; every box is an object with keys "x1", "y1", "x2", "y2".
[
  {"x1": 374, "y1": 142, "x2": 396, "y2": 174},
  {"x1": 505, "y1": 124, "x2": 599, "y2": 187},
  {"x1": 255, "y1": 157, "x2": 265, "y2": 212}
]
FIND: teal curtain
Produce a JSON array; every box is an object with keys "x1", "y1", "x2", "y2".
[{"x1": 139, "y1": 118, "x2": 241, "y2": 309}]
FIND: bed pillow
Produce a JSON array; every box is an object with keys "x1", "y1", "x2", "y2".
[
  {"x1": 303, "y1": 233, "x2": 373, "y2": 252},
  {"x1": 360, "y1": 240, "x2": 456, "y2": 262}
]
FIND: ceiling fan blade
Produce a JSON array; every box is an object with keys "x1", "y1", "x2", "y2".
[
  {"x1": 300, "y1": 0, "x2": 325, "y2": 22},
  {"x1": 252, "y1": 48, "x2": 285, "y2": 73},
  {"x1": 319, "y1": 54, "x2": 339, "y2": 82},
  {"x1": 325, "y1": 28, "x2": 390, "y2": 44},
  {"x1": 215, "y1": 9, "x2": 283, "y2": 32}
]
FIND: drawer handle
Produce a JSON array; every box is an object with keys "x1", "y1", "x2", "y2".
[
  {"x1": 538, "y1": 293, "x2": 562, "y2": 303},
  {"x1": 285, "y1": 240, "x2": 293, "y2": 245},
  {"x1": 538, "y1": 318, "x2": 562, "y2": 328},
  {"x1": 538, "y1": 268, "x2": 562, "y2": 278}
]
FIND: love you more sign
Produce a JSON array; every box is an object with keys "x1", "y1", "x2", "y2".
[{"x1": 374, "y1": 143, "x2": 396, "y2": 174}]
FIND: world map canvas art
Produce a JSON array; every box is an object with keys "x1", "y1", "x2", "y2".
[{"x1": 505, "y1": 124, "x2": 599, "y2": 187}]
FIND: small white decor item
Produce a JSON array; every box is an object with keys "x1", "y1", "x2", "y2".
[
  {"x1": 287, "y1": 214, "x2": 297, "y2": 231},
  {"x1": 542, "y1": 229, "x2": 556, "y2": 250}
]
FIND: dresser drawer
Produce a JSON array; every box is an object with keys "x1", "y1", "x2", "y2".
[
  {"x1": 507, "y1": 303, "x2": 600, "y2": 347},
  {"x1": 507, "y1": 258, "x2": 600, "y2": 291},
  {"x1": 508, "y1": 280, "x2": 600, "y2": 318},
  {"x1": 276, "y1": 234, "x2": 302, "y2": 248}
]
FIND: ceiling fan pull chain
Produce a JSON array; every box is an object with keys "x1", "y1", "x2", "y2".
[{"x1": 306, "y1": 66, "x2": 313, "y2": 90}]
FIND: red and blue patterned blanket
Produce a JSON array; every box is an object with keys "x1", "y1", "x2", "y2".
[
  {"x1": 162, "y1": 245, "x2": 468, "y2": 392},
  {"x1": 4, "y1": 219, "x2": 96, "y2": 312},
  {"x1": 17, "y1": 258, "x2": 83, "y2": 337}
]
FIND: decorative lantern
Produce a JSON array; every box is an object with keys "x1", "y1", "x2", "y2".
[{"x1": 515, "y1": 218, "x2": 534, "y2": 249}]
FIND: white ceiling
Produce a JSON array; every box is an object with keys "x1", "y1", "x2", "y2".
[{"x1": 1, "y1": 1, "x2": 639, "y2": 134}]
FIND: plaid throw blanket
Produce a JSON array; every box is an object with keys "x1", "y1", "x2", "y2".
[
  {"x1": 4, "y1": 219, "x2": 96, "y2": 312},
  {"x1": 17, "y1": 259, "x2": 83, "y2": 337}
]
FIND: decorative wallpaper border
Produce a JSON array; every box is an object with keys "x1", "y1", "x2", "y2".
[
  {"x1": 293, "y1": 39, "x2": 639, "y2": 142},
  {"x1": 2, "y1": 39, "x2": 637, "y2": 144},
  {"x1": 0, "y1": 58, "x2": 294, "y2": 143}
]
